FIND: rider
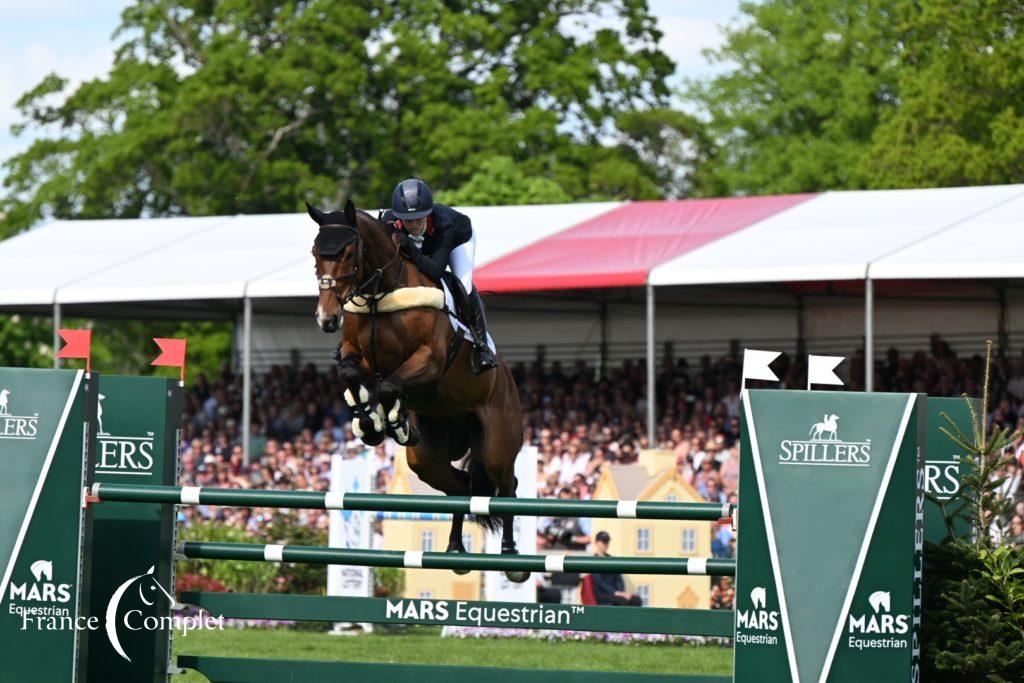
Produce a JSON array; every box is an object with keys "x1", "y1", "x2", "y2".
[{"x1": 382, "y1": 178, "x2": 498, "y2": 375}]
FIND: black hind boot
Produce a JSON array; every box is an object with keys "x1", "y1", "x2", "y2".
[
  {"x1": 466, "y1": 287, "x2": 497, "y2": 374},
  {"x1": 447, "y1": 276, "x2": 498, "y2": 375}
]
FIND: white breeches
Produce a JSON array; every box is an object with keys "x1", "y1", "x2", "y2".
[{"x1": 450, "y1": 231, "x2": 476, "y2": 293}]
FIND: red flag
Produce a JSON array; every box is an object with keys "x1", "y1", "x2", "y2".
[
  {"x1": 56, "y1": 329, "x2": 92, "y2": 372},
  {"x1": 151, "y1": 338, "x2": 187, "y2": 384}
]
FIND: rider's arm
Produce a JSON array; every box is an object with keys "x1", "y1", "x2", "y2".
[{"x1": 409, "y1": 232, "x2": 454, "y2": 282}]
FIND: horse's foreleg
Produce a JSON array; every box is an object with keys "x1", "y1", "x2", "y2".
[
  {"x1": 377, "y1": 345, "x2": 443, "y2": 446},
  {"x1": 337, "y1": 355, "x2": 385, "y2": 445}
]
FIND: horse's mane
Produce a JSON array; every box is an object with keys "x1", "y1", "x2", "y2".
[{"x1": 355, "y1": 208, "x2": 391, "y2": 237}]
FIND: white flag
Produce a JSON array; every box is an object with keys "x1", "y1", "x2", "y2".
[
  {"x1": 742, "y1": 349, "x2": 781, "y2": 389},
  {"x1": 807, "y1": 355, "x2": 845, "y2": 390}
]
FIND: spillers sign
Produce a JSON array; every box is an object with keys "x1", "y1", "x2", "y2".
[
  {"x1": 0, "y1": 387, "x2": 40, "y2": 440},
  {"x1": 737, "y1": 390, "x2": 924, "y2": 683},
  {"x1": 94, "y1": 391, "x2": 156, "y2": 477},
  {"x1": 778, "y1": 413, "x2": 872, "y2": 467}
]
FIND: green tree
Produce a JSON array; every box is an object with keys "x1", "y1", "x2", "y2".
[
  {"x1": 864, "y1": 1, "x2": 1024, "y2": 188},
  {"x1": 616, "y1": 108, "x2": 726, "y2": 198},
  {"x1": 687, "y1": 0, "x2": 904, "y2": 194},
  {"x1": 0, "y1": 315, "x2": 52, "y2": 367},
  {"x1": 438, "y1": 156, "x2": 571, "y2": 206},
  {"x1": 1, "y1": 0, "x2": 677, "y2": 238}
]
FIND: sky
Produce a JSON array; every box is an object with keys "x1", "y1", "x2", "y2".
[{"x1": 0, "y1": 0, "x2": 741, "y2": 167}]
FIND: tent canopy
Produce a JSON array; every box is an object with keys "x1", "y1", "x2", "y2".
[
  {"x1": 3, "y1": 184, "x2": 1024, "y2": 315},
  {"x1": 475, "y1": 195, "x2": 812, "y2": 292},
  {"x1": 0, "y1": 203, "x2": 620, "y2": 309},
  {"x1": 649, "y1": 185, "x2": 1024, "y2": 286},
  {"x1": 246, "y1": 202, "x2": 620, "y2": 299}
]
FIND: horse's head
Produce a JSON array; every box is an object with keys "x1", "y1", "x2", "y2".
[{"x1": 308, "y1": 199, "x2": 360, "y2": 333}]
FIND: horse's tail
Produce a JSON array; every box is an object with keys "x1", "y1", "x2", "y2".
[{"x1": 465, "y1": 453, "x2": 502, "y2": 533}]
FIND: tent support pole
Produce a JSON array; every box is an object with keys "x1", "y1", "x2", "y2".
[
  {"x1": 53, "y1": 302, "x2": 61, "y2": 368},
  {"x1": 865, "y1": 276, "x2": 873, "y2": 392},
  {"x1": 646, "y1": 282, "x2": 656, "y2": 445},
  {"x1": 998, "y1": 285, "x2": 1008, "y2": 354},
  {"x1": 599, "y1": 302, "x2": 609, "y2": 381},
  {"x1": 243, "y1": 296, "x2": 253, "y2": 465}
]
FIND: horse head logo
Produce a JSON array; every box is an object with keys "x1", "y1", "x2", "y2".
[
  {"x1": 105, "y1": 566, "x2": 175, "y2": 662},
  {"x1": 868, "y1": 590, "x2": 891, "y2": 614},
  {"x1": 0, "y1": 388, "x2": 10, "y2": 416},
  {"x1": 750, "y1": 586, "x2": 767, "y2": 610},
  {"x1": 30, "y1": 560, "x2": 52, "y2": 582},
  {"x1": 809, "y1": 414, "x2": 839, "y2": 441}
]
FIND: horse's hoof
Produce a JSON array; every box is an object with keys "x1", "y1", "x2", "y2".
[
  {"x1": 447, "y1": 547, "x2": 470, "y2": 575},
  {"x1": 504, "y1": 570, "x2": 530, "y2": 584},
  {"x1": 356, "y1": 416, "x2": 386, "y2": 446},
  {"x1": 404, "y1": 425, "x2": 421, "y2": 446}
]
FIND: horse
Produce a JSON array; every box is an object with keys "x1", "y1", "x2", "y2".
[{"x1": 307, "y1": 199, "x2": 528, "y2": 582}]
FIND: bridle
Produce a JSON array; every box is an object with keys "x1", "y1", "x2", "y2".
[
  {"x1": 315, "y1": 220, "x2": 405, "y2": 305},
  {"x1": 315, "y1": 217, "x2": 407, "y2": 381}
]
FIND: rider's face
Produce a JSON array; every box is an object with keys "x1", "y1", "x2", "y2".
[{"x1": 404, "y1": 217, "x2": 428, "y2": 236}]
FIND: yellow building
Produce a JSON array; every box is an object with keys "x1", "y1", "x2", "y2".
[
  {"x1": 381, "y1": 448, "x2": 485, "y2": 600},
  {"x1": 590, "y1": 449, "x2": 717, "y2": 609}
]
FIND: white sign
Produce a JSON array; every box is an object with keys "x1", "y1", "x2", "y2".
[{"x1": 328, "y1": 454, "x2": 372, "y2": 602}]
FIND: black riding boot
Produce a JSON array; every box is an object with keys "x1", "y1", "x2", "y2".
[{"x1": 467, "y1": 287, "x2": 498, "y2": 374}]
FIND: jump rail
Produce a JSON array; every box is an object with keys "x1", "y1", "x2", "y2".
[
  {"x1": 178, "y1": 541, "x2": 737, "y2": 576},
  {"x1": 93, "y1": 483, "x2": 734, "y2": 521}
]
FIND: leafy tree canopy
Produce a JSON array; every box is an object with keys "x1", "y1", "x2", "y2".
[
  {"x1": 688, "y1": 0, "x2": 903, "y2": 195},
  {"x1": 437, "y1": 155, "x2": 571, "y2": 206},
  {"x1": 864, "y1": 0, "x2": 1024, "y2": 188},
  {"x1": 687, "y1": 0, "x2": 1024, "y2": 195},
  {"x1": 1, "y1": 0, "x2": 683, "y2": 237}
]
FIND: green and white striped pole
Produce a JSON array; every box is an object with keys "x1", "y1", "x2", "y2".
[
  {"x1": 93, "y1": 483, "x2": 734, "y2": 522},
  {"x1": 178, "y1": 541, "x2": 736, "y2": 576}
]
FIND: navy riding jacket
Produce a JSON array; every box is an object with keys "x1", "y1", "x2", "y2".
[{"x1": 382, "y1": 204, "x2": 472, "y2": 282}]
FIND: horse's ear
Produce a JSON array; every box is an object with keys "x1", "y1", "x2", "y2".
[
  {"x1": 306, "y1": 201, "x2": 326, "y2": 225},
  {"x1": 344, "y1": 198, "x2": 357, "y2": 226}
]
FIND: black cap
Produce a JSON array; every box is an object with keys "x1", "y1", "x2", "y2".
[
  {"x1": 391, "y1": 178, "x2": 434, "y2": 220},
  {"x1": 595, "y1": 531, "x2": 610, "y2": 543}
]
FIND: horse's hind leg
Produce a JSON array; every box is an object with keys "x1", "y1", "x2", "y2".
[
  {"x1": 472, "y1": 407, "x2": 528, "y2": 583},
  {"x1": 405, "y1": 417, "x2": 473, "y2": 573}
]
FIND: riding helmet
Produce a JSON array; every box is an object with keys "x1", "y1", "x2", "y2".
[{"x1": 391, "y1": 178, "x2": 434, "y2": 220}]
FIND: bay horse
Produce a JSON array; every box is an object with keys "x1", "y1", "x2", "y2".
[{"x1": 307, "y1": 199, "x2": 528, "y2": 582}]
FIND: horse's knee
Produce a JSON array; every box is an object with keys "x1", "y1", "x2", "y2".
[{"x1": 377, "y1": 380, "x2": 400, "y2": 409}]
